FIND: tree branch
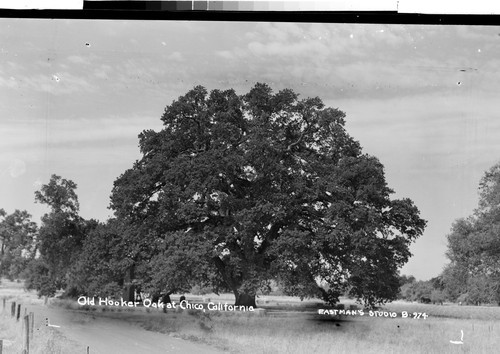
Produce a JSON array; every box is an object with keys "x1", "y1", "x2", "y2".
[
  {"x1": 286, "y1": 115, "x2": 312, "y2": 152},
  {"x1": 287, "y1": 130, "x2": 307, "y2": 152}
]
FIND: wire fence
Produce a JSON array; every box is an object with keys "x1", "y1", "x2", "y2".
[
  {"x1": 1, "y1": 297, "x2": 35, "y2": 354},
  {"x1": 1, "y1": 296, "x2": 91, "y2": 354}
]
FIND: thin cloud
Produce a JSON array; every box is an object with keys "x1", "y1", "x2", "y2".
[
  {"x1": 8, "y1": 159, "x2": 26, "y2": 178},
  {"x1": 93, "y1": 64, "x2": 112, "y2": 79},
  {"x1": 248, "y1": 40, "x2": 330, "y2": 59},
  {"x1": 0, "y1": 115, "x2": 162, "y2": 159},
  {"x1": 0, "y1": 157, "x2": 27, "y2": 178},
  {"x1": 339, "y1": 92, "x2": 500, "y2": 176},
  {"x1": 1, "y1": 71, "x2": 95, "y2": 95},
  {"x1": 167, "y1": 51, "x2": 183, "y2": 61},
  {"x1": 65, "y1": 53, "x2": 102, "y2": 66},
  {"x1": 207, "y1": 24, "x2": 500, "y2": 101}
]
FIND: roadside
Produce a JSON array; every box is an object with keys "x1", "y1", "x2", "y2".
[
  {"x1": 1, "y1": 281, "x2": 226, "y2": 354},
  {"x1": 30, "y1": 302, "x2": 225, "y2": 354}
]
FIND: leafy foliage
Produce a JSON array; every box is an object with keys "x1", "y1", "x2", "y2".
[
  {"x1": 0, "y1": 209, "x2": 38, "y2": 279},
  {"x1": 110, "y1": 84, "x2": 426, "y2": 307},
  {"x1": 34, "y1": 175, "x2": 79, "y2": 215},
  {"x1": 442, "y1": 162, "x2": 500, "y2": 305},
  {"x1": 27, "y1": 175, "x2": 86, "y2": 296},
  {"x1": 23, "y1": 258, "x2": 57, "y2": 297},
  {"x1": 66, "y1": 219, "x2": 122, "y2": 297},
  {"x1": 399, "y1": 279, "x2": 432, "y2": 302}
]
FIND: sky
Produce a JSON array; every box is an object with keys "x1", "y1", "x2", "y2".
[{"x1": 1, "y1": 19, "x2": 500, "y2": 281}]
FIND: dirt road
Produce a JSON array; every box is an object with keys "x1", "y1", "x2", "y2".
[{"x1": 5, "y1": 298, "x2": 225, "y2": 354}]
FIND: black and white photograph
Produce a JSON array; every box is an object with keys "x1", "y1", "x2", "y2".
[{"x1": 1, "y1": 11, "x2": 500, "y2": 353}]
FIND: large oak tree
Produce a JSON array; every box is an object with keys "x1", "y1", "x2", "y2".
[{"x1": 111, "y1": 84, "x2": 426, "y2": 307}]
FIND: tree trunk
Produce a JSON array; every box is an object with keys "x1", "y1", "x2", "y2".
[
  {"x1": 234, "y1": 291, "x2": 257, "y2": 308},
  {"x1": 122, "y1": 267, "x2": 135, "y2": 302},
  {"x1": 212, "y1": 256, "x2": 257, "y2": 308}
]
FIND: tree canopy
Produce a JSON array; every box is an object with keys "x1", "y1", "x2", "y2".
[
  {"x1": 67, "y1": 219, "x2": 130, "y2": 298},
  {"x1": 26, "y1": 174, "x2": 88, "y2": 297},
  {"x1": 0, "y1": 209, "x2": 38, "y2": 280},
  {"x1": 110, "y1": 83, "x2": 426, "y2": 307},
  {"x1": 443, "y1": 162, "x2": 500, "y2": 305}
]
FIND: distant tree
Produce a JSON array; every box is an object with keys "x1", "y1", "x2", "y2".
[
  {"x1": 398, "y1": 274, "x2": 417, "y2": 300},
  {"x1": 400, "y1": 280, "x2": 434, "y2": 302},
  {"x1": 27, "y1": 175, "x2": 86, "y2": 296},
  {"x1": 430, "y1": 275, "x2": 445, "y2": 291},
  {"x1": 65, "y1": 219, "x2": 122, "y2": 297},
  {"x1": 443, "y1": 162, "x2": 500, "y2": 305},
  {"x1": 399, "y1": 274, "x2": 416, "y2": 286},
  {"x1": 24, "y1": 258, "x2": 57, "y2": 297},
  {"x1": 430, "y1": 289, "x2": 445, "y2": 304},
  {"x1": 34, "y1": 175, "x2": 80, "y2": 215},
  {"x1": 110, "y1": 84, "x2": 426, "y2": 308},
  {"x1": 399, "y1": 283, "x2": 413, "y2": 301},
  {"x1": 442, "y1": 262, "x2": 468, "y2": 302},
  {"x1": 0, "y1": 209, "x2": 38, "y2": 279},
  {"x1": 466, "y1": 274, "x2": 499, "y2": 305}
]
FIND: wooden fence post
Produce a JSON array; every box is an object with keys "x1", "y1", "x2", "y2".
[
  {"x1": 17, "y1": 304, "x2": 21, "y2": 321},
  {"x1": 11, "y1": 302, "x2": 16, "y2": 317},
  {"x1": 0, "y1": 339, "x2": 3, "y2": 354},
  {"x1": 24, "y1": 315, "x2": 30, "y2": 354},
  {"x1": 2, "y1": 297, "x2": 5, "y2": 312},
  {"x1": 29, "y1": 312, "x2": 34, "y2": 340}
]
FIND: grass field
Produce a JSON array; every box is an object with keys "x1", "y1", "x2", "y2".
[
  {"x1": 0, "y1": 310, "x2": 83, "y2": 354},
  {"x1": 0, "y1": 280, "x2": 80, "y2": 354},
  {"x1": 54, "y1": 293, "x2": 500, "y2": 353},
  {"x1": 2, "y1": 279, "x2": 500, "y2": 353}
]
